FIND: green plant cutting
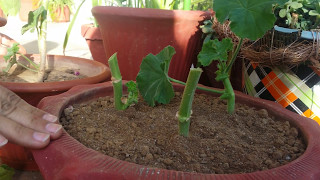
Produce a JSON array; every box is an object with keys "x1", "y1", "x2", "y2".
[
  {"x1": 3, "y1": 1, "x2": 49, "y2": 82},
  {"x1": 108, "y1": 0, "x2": 287, "y2": 137}
]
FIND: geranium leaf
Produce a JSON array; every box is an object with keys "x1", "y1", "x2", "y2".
[
  {"x1": 198, "y1": 38, "x2": 233, "y2": 67},
  {"x1": 213, "y1": 0, "x2": 282, "y2": 40},
  {"x1": 136, "y1": 46, "x2": 175, "y2": 107},
  {"x1": 21, "y1": 6, "x2": 47, "y2": 35}
]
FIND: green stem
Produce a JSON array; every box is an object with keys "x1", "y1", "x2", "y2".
[
  {"x1": 63, "y1": 0, "x2": 86, "y2": 54},
  {"x1": 18, "y1": 53, "x2": 39, "y2": 70},
  {"x1": 183, "y1": 0, "x2": 191, "y2": 10},
  {"x1": 226, "y1": 38, "x2": 243, "y2": 73},
  {"x1": 108, "y1": 53, "x2": 126, "y2": 110},
  {"x1": 37, "y1": 0, "x2": 49, "y2": 82},
  {"x1": 221, "y1": 77, "x2": 235, "y2": 114},
  {"x1": 169, "y1": 77, "x2": 224, "y2": 94},
  {"x1": 177, "y1": 68, "x2": 202, "y2": 137}
]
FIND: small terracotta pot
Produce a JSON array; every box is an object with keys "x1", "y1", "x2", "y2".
[
  {"x1": 33, "y1": 82, "x2": 320, "y2": 179},
  {"x1": 0, "y1": 54, "x2": 111, "y2": 170},
  {"x1": 50, "y1": 5, "x2": 70, "y2": 22},
  {"x1": 92, "y1": 6, "x2": 210, "y2": 82},
  {"x1": 20, "y1": 0, "x2": 34, "y2": 22},
  {"x1": 81, "y1": 24, "x2": 107, "y2": 64},
  {"x1": 0, "y1": 33, "x2": 27, "y2": 56}
]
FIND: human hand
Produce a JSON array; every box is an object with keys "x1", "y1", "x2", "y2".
[{"x1": 0, "y1": 85, "x2": 63, "y2": 149}]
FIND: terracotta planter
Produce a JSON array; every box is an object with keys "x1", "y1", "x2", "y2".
[
  {"x1": 33, "y1": 82, "x2": 320, "y2": 179},
  {"x1": 81, "y1": 24, "x2": 107, "y2": 64},
  {"x1": 92, "y1": 6, "x2": 210, "y2": 81},
  {"x1": 0, "y1": 33, "x2": 27, "y2": 56},
  {"x1": 20, "y1": 0, "x2": 34, "y2": 22},
  {"x1": 50, "y1": 5, "x2": 70, "y2": 22},
  {"x1": 0, "y1": 54, "x2": 111, "y2": 170}
]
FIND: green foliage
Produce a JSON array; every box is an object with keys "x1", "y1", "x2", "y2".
[
  {"x1": 136, "y1": 46, "x2": 176, "y2": 107},
  {"x1": 21, "y1": 6, "x2": 47, "y2": 35},
  {"x1": 2, "y1": 43, "x2": 39, "y2": 74},
  {"x1": 213, "y1": 0, "x2": 282, "y2": 40},
  {"x1": 275, "y1": 0, "x2": 320, "y2": 30},
  {"x1": 0, "y1": 0, "x2": 20, "y2": 16},
  {"x1": 198, "y1": 38, "x2": 233, "y2": 67},
  {"x1": 0, "y1": 164, "x2": 15, "y2": 180},
  {"x1": 125, "y1": 81, "x2": 139, "y2": 106}
]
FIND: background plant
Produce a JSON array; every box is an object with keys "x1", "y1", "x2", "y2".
[{"x1": 274, "y1": 0, "x2": 320, "y2": 30}]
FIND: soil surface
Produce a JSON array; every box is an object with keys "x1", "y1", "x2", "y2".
[
  {"x1": 0, "y1": 66, "x2": 86, "y2": 82},
  {"x1": 61, "y1": 92, "x2": 306, "y2": 174}
]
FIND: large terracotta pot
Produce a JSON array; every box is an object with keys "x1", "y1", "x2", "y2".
[
  {"x1": 92, "y1": 6, "x2": 210, "y2": 82},
  {"x1": 0, "y1": 54, "x2": 111, "y2": 170},
  {"x1": 81, "y1": 24, "x2": 107, "y2": 64},
  {"x1": 33, "y1": 82, "x2": 320, "y2": 179}
]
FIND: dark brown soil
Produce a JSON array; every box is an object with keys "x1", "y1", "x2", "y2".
[
  {"x1": 61, "y1": 92, "x2": 306, "y2": 174},
  {"x1": 0, "y1": 66, "x2": 86, "y2": 82}
]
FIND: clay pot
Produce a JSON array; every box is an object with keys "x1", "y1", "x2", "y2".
[
  {"x1": 81, "y1": 24, "x2": 107, "y2": 64},
  {"x1": 92, "y1": 6, "x2": 210, "y2": 82},
  {"x1": 20, "y1": 0, "x2": 34, "y2": 22},
  {"x1": 0, "y1": 33, "x2": 27, "y2": 56},
  {"x1": 33, "y1": 82, "x2": 320, "y2": 179},
  {"x1": 50, "y1": 5, "x2": 70, "y2": 22},
  {"x1": 0, "y1": 54, "x2": 111, "y2": 170}
]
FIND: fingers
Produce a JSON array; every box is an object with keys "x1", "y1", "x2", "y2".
[
  {"x1": 5, "y1": 99, "x2": 63, "y2": 140},
  {"x1": 0, "y1": 115, "x2": 50, "y2": 149},
  {"x1": 0, "y1": 134, "x2": 8, "y2": 148}
]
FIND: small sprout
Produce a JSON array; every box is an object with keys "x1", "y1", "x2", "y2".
[{"x1": 74, "y1": 71, "x2": 80, "y2": 76}]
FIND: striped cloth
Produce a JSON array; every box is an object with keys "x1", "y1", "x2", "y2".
[{"x1": 243, "y1": 60, "x2": 320, "y2": 125}]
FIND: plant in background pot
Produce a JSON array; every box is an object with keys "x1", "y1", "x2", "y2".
[
  {"x1": 32, "y1": 0, "x2": 320, "y2": 179},
  {"x1": 242, "y1": 0, "x2": 320, "y2": 123},
  {"x1": 0, "y1": 1, "x2": 110, "y2": 171}
]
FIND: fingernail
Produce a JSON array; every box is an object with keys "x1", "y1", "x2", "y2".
[
  {"x1": 0, "y1": 136, "x2": 8, "y2": 147},
  {"x1": 33, "y1": 132, "x2": 50, "y2": 142},
  {"x1": 46, "y1": 123, "x2": 62, "y2": 134},
  {"x1": 43, "y1": 114, "x2": 58, "y2": 123}
]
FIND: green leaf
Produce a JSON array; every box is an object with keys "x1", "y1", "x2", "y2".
[
  {"x1": 0, "y1": 0, "x2": 20, "y2": 16},
  {"x1": 125, "y1": 81, "x2": 139, "y2": 106},
  {"x1": 0, "y1": 164, "x2": 15, "y2": 180},
  {"x1": 279, "y1": 9, "x2": 288, "y2": 18},
  {"x1": 309, "y1": 10, "x2": 320, "y2": 16},
  {"x1": 3, "y1": 43, "x2": 19, "y2": 61},
  {"x1": 213, "y1": 0, "x2": 278, "y2": 40},
  {"x1": 288, "y1": 2, "x2": 303, "y2": 9},
  {"x1": 21, "y1": 6, "x2": 47, "y2": 35},
  {"x1": 198, "y1": 38, "x2": 233, "y2": 67},
  {"x1": 155, "y1": 46, "x2": 176, "y2": 74},
  {"x1": 136, "y1": 46, "x2": 176, "y2": 107}
]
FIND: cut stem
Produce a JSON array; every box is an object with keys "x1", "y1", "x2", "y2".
[
  {"x1": 169, "y1": 77, "x2": 224, "y2": 94},
  {"x1": 177, "y1": 68, "x2": 202, "y2": 137},
  {"x1": 108, "y1": 53, "x2": 126, "y2": 110},
  {"x1": 221, "y1": 77, "x2": 235, "y2": 114}
]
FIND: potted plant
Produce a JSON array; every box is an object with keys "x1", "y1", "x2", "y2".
[
  {"x1": 92, "y1": 6, "x2": 210, "y2": 82},
  {"x1": 0, "y1": 1, "x2": 110, "y2": 171},
  {"x1": 64, "y1": 0, "x2": 207, "y2": 69},
  {"x1": 242, "y1": 0, "x2": 320, "y2": 122},
  {"x1": 32, "y1": 0, "x2": 320, "y2": 179}
]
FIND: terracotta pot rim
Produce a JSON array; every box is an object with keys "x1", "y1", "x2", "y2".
[
  {"x1": 92, "y1": 6, "x2": 210, "y2": 21},
  {"x1": 0, "y1": 54, "x2": 110, "y2": 93},
  {"x1": 80, "y1": 24, "x2": 102, "y2": 40},
  {"x1": 34, "y1": 82, "x2": 320, "y2": 179}
]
